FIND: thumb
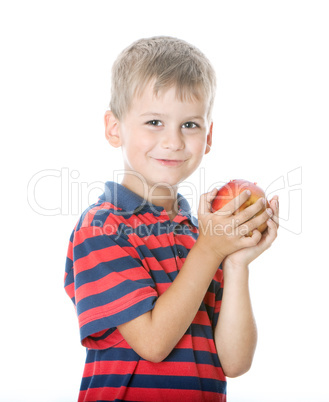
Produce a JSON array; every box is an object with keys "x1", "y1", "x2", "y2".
[{"x1": 198, "y1": 188, "x2": 218, "y2": 216}]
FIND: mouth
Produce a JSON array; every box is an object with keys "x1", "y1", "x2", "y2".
[{"x1": 153, "y1": 158, "x2": 186, "y2": 167}]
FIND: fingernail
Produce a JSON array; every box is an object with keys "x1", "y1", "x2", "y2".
[
  {"x1": 267, "y1": 208, "x2": 273, "y2": 216},
  {"x1": 262, "y1": 198, "x2": 266, "y2": 205}
]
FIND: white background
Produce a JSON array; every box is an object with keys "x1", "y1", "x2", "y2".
[{"x1": 1, "y1": 1, "x2": 328, "y2": 401}]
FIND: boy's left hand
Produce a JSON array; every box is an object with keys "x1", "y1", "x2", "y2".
[{"x1": 223, "y1": 196, "x2": 279, "y2": 269}]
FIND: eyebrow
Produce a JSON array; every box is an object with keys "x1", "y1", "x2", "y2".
[
  {"x1": 186, "y1": 115, "x2": 205, "y2": 122},
  {"x1": 140, "y1": 112, "x2": 205, "y2": 121},
  {"x1": 140, "y1": 112, "x2": 166, "y2": 118}
]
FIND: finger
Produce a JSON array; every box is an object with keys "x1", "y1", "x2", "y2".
[
  {"x1": 238, "y1": 207, "x2": 272, "y2": 234},
  {"x1": 234, "y1": 197, "x2": 266, "y2": 226},
  {"x1": 239, "y1": 229, "x2": 262, "y2": 247},
  {"x1": 241, "y1": 220, "x2": 277, "y2": 254},
  {"x1": 214, "y1": 189, "x2": 251, "y2": 216},
  {"x1": 267, "y1": 216, "x2": 277, "y2": 233},
  {"x1": 269, "y1": 196, "x2": 280, "y2": 227},
  {"x1": 262, "y1": 218, "x2": 278, "y2": 248},
  {"x1": 199, "y1": 188, "x2": 218, "y2": 215}
]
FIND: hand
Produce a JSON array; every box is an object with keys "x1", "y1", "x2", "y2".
[
  {"x1": 196, "y1": 188, "x2": 272, "y2": 261},
  {"x1": 223, "y1": 195, "x2": 279, "y2": 269}
]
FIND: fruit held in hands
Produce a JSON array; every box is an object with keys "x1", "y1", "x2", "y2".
[{"x1": 212, "y1": 179, "x2": 269, "y2": 234}]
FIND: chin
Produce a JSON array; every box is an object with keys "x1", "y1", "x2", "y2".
[{"x1": 148, "y1": 178, "x2": 180, "y2": 190}]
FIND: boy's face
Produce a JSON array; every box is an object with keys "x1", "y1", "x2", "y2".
[{"x1": 105, "y1": 83, "x2": 212, "y2": 197}]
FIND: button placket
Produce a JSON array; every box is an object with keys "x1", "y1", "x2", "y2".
[
  {"x1": 177, "y1": 248, "x2": 184, "y2": 258},
  {"x1": 173, "y1": 224, "x2": 181, "y2": 236},
  {"x1": 174, "y1": 226, "x2": 185, "y2": 259},
  {"x1": 169, "y1": 223, "x2": 182, "y2": 262}
]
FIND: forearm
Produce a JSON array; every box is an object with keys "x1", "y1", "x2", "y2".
[
  {"x1": 118, "y1": 239, "x2": 222, "y2": 362},
  {"x1": 215, "y1": 263, "x2": 257, "y2": 377}
]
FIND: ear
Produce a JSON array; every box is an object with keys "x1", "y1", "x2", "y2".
[
  {"x1": 104, "y1": 110, "x2": 121, "y2": 148},
  {"x1": 204, "y1": 122, "x2": 213, "y2": 155}
]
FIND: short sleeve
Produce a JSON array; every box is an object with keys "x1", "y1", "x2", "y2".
[{"x1": 66, "y1": 226, "x2": 158, "y2": 348}]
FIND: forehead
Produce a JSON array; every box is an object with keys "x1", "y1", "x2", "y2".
[
  {"x1": 130, "y1": 83, "x2": 208, "y2": 118},
  {"x1": 131, "y1": 81, "x2": 209, "y2": 114},
  {"x1": 135, "y1": 78, "x2": 206, "y2": 102}
]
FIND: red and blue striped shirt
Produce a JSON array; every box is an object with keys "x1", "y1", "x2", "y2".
[{"x1": 64, "y1": 181, "x2": 226, "y2": 401}]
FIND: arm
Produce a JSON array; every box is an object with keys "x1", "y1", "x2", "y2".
[
  {"x1": 117, "y1": 189, "x2": 271, "y2": 363},
  {"x1": 117, "y1": 240, "x2": 222, "y2": 362},
  {"x1": 214, "y1": 196, "x2": 279, "y2": 377},
  {"x1": 214, "y1": 264, "x2": 257, "y2": 377}
]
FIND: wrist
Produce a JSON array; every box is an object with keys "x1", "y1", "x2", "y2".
[
  {"x1": 222, "y1": 260, "x2": 249, "y2": 279},
  {"x1": 195, "y1": 236, "x2": 225, "y2": 265}
]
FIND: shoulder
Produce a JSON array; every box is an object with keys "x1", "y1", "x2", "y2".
[
  {"x1": 69, "y1": 201, "x2": 137, "y2": 256},
  {"x1": 73, "y1": 181, "x2": 147, "y2": 233},
  {"x1": 75, "y1": 199, "x2": 123, "y2": 232},
  {"x1": 69, "y1": 201, "x2": 139, "y2": 270}
]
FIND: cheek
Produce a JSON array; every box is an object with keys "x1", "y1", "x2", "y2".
[
  {"x1": 139, "y1": 135, "x2": 155, "y2": 150},
  {"x1": 188, "y1": 136, "x2": 207, "y2": 155},
  {"x1": 123, "y1": 133, "x2": 156, "y2": 163},
  {"x1": 123, "y1": 129, "x2": 153, "y2": 150}
]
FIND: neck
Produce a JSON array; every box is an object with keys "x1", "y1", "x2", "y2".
[
  {"x1": 121, "y1": 175, "x2": 179, "y2": 220},
  {"x1": 151, "y1": 185, "x2": 179, "y2": 221}
]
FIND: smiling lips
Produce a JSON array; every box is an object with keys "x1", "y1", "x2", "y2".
[{"x1": 154, "y1": 158, "x2": 185, "y2": 167}]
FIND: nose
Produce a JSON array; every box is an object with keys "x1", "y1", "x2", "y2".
[{"x1": 161, "y1": 128, "x2": 185, "y2": 151}]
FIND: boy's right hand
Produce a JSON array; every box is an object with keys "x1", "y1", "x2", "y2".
[{"x1": 196, "y1": 188, "x2": 270, "y2": 261}]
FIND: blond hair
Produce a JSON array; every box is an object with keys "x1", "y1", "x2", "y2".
[{"x1": 110, "y1": 36, "x2": 216, "y2": 120}]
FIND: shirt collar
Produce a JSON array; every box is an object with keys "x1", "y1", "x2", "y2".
[{"x1": 99, "y1": 181, "x2": 196, "y2": 226}]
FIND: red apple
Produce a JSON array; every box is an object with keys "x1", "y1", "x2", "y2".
[{"x1": 212, "y1": 179, "x2": 269, "y2": 234}]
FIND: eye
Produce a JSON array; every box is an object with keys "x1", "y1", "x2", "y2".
[
  {"x1": 182, "y1": 121, "x2": 199, "y2": 129},
  {"x1": 146, "y1": 120, "x2": 163, "y2": 127}
]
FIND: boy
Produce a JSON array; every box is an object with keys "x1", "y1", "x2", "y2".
[{"x1": 64, "y1": 36, "x2": 279, "y2": 401}]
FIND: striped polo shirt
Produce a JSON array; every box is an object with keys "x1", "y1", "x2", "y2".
[{"x1": 64, "y1": 181, "x2": 226, "y2": 401}]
